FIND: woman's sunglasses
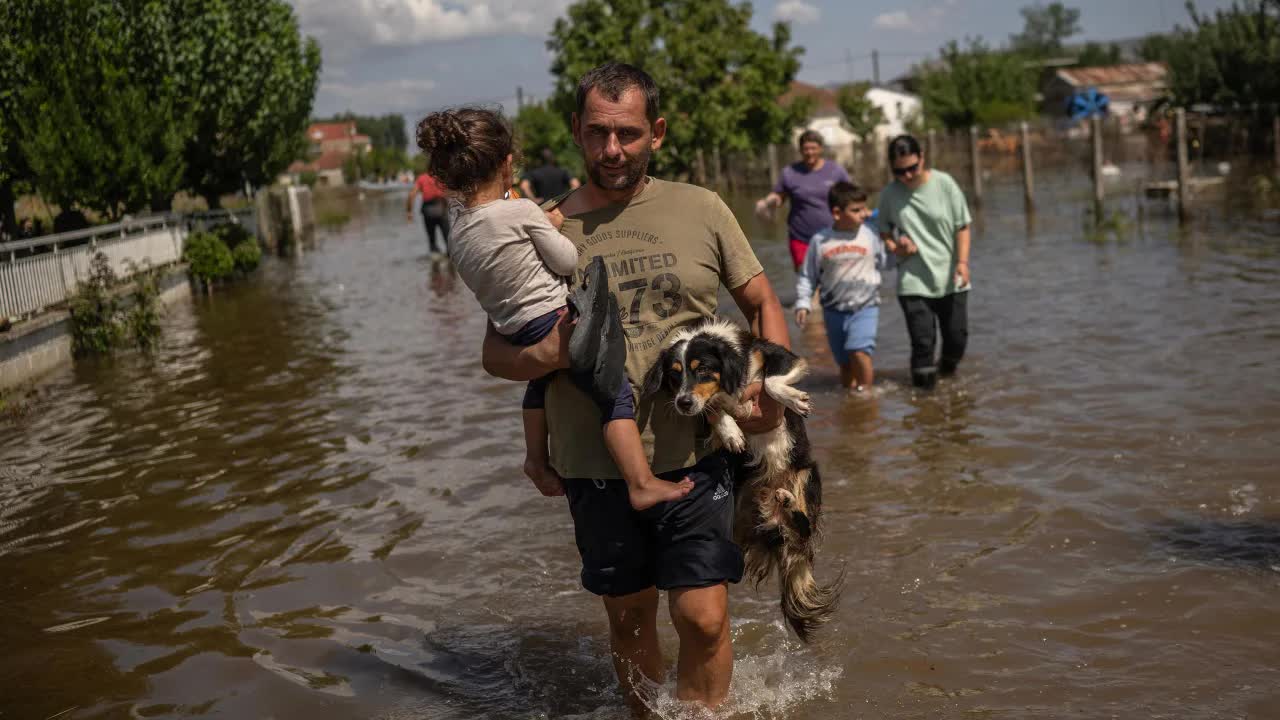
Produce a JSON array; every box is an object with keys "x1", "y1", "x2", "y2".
[{"x1": 892, "y1": 161, "x2": 921, "y2": 176}]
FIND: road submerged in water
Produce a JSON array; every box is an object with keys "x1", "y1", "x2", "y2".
[{"x1": 3, "y1": 181, "x2": 1279, "y2": 719}]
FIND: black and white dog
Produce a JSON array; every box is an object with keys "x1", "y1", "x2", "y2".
[{"x1": 642, "y1": 318, "x2": 842, "y2": 641}]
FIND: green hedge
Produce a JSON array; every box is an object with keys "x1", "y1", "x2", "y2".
[
  {"x1": 231, "y1": 239, "x2": 262, "y2": 273},
  {"x1": 183, "y1": 231, "x2": 234, "y2": 283}
]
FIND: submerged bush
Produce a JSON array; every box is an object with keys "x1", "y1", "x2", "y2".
[
  {"x1": 231, "y1": 239, "x2": 262, "y2": 273},
  {"x1": 68, "y1": 253, "x2": 163, "y2": 356},
  {"x1": 68, "y1": 253, "x2": 125, "y2": 356},
  {"x1": 183, "y1": 231, "x2": 234, "y2": 284}
]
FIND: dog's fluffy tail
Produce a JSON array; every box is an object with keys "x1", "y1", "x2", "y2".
[{"x1": 780, "y1": 554, "x2": 844, "y2": 642}]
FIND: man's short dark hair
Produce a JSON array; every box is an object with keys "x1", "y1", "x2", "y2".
[
  {"x1": 576, "y1": 62, "x2": 660, "y2": 123},
  {"x1": 828, "y1": 181, "x2": 868, "y2": 209}
]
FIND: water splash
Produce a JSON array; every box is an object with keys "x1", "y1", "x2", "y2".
[{"x1": 633, "y1": 646, "x2": 843, "y2": 720}]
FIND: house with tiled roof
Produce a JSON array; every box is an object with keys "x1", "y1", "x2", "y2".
[
  {"x1": 287, "y1": 121, "x2": 372, "y2": 186},
  {"x1": 1043, "y1": 62, "x2": 1170, "y2": 123}
]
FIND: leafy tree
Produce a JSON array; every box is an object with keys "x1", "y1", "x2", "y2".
[
  {"x1": 1075, "y1": 42, "x2": 1123, "y2": 67},
  {"x1": 835, "y1": 82, "x2": 885, "y2": 144},
  {"x1": 917, "y1": 39, "x2": 1037, "y2": 130},
  {"x1": 178, "y1": 0, "x2": 321, "y2": 207},
  {"x1": 1140, "y1": 1, "x2": 1279, "y2": 108},
  {"x1": 513, "y1": 100, "x2": 582, "y2": 176},
  {"x1": 16, "y1": 0, "x2": 187, "y2": 220},
  {"x1": 1011, "y1": 2, "x2": 1082, "y2": 57},
  {"x1": 546, "y1": 0, "x2": 807, "y2": 176}
]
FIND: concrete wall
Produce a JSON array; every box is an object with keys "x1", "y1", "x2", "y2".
[{"x1": 0, "y1": 268, "x2": 191, "y2": 392}]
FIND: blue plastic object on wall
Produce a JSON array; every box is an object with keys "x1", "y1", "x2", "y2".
[{"x1": 1068, "y1": 87, "x2": 1110, "y2": 121}]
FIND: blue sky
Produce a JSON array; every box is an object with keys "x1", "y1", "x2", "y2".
[{"x1": 288, "y1": 0, "x2": 1238, "y2": 122}]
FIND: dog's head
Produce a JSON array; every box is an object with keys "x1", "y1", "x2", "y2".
[{"x1": 642, "y1": 322, "x2": 746, "y2": 415}]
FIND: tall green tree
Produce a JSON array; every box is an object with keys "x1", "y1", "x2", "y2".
[
  {"x1": 17, "y1": 0, "x2": 188, "y2": 219},
  {"x1": 1140, "y1": 0, "x2": 1279, "y2": 108},
  {"x1": 546, "y1": 0, "x2": 808, "y2": 176},
  {"x1": 513, "y1": 100, "x2": 582, "y2": 176},
  {"x1": 917, "y1": 39, "x2": 1038, "y2": 130},
  {"x1": 179, "y1": 0, "x2": 321, "y2": 207},
  {"x1": 1011, "y1": 2, "x2": 1083, "y2": 57},
  {"x1": 836, "y1": 83, "x2": 886, "y2": 144}
]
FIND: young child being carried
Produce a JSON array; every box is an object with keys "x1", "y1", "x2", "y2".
[
  {"x1": 794, "y1": 181, "x2": 890, "y2": 395},
  {"x1": 416, "y1": 107, "x2": 692, "y2": 509}
]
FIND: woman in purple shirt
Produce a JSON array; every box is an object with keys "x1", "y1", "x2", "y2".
[{"x1": 755, "y1": 130, "x2": 851, "y2": 270}]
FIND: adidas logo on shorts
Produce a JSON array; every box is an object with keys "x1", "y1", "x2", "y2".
[{"x1": 712, "y1": 484, "x2": 729, "y2": 502}]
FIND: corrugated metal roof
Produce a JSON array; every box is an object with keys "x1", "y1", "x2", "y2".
[{"x1": 1055, "y1": 62, "x2": 1169, "y2": 88}]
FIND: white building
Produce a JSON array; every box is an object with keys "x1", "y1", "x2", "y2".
[{"x1": 780, "y1": 82, "x2": 923, "y2": 166}]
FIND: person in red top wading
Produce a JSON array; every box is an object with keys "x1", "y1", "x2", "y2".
[{"x1": 406, "y1": 172, "x2": 450, "y2": 254}]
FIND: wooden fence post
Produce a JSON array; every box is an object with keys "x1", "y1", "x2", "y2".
[
  {"x1": 968, "y1": 125, "x2": 983, "y2": 205},
  {"x1": 1020, "y1": 121, "x2": 1034, "y2": 209},
  {"x1": 1176, "y1": 108, "x2": 1190, "y2": 224},
  {"x1": 927, "y1": 128, "x2": 937, "y2": 166},
  {"x1": 694, "y1": 148, "x2": 707, "y2": 186},
  {"x1": 711, "y1": 146, "x2": 722, "y2": 188},
  {"x1": 767, "y1": 144, "x2": 779, "y2": 188},
  {"x1": 1091, "y1": 114, "x2": 1105, "y2": 209}
]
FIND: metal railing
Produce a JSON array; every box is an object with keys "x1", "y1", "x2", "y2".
[{"x1": 1, "y1": 214, "x2": 187, "y2": 320}]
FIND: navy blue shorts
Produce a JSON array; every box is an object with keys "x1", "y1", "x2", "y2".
[
  {"x1": 510, "y1": 308, "x2": 635, "y2": 423},
  {"x1": 563, "y1": 451, "x2": 744, "y2": 597}
]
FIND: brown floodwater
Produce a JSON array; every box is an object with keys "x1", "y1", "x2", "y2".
[{"x1": 3, "y1": 175, "x2": 1279, "y2": 719}]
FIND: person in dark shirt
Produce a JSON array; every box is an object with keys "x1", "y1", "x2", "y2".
[{"x1": 519, "y1": 147, "x2": 580, "y2": 204}]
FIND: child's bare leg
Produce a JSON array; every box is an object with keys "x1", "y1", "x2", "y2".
[
  {"x1": 838, "y1": 361, "x2": 856, "y2": 390},
  {"x1": 522, "y1": 409, "x2": 565, "y2": 496},
  {"x1": 603, "y1": 419, "x2": 693, "y2": 511},
  {"x1": 852, "y1": 351, "x2": 874, "y2": 391}
]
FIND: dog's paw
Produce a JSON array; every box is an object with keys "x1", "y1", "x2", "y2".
[
  {"x1": 720, "y1": 426, "x2": 747, "y2": 453},
  {"x1": 793, "y1": 392, "x2": 812, "y2": 417},
  {"x1": 774, "y1": 488, "x2": 797, "y2": 508}
]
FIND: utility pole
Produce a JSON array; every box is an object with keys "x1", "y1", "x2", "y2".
[
  {"x1": 845, "y1": 49, "x2": 854, "y2": 84},
  {"x1": 872, "y1": 49, "x2": 881, "y2": 86},
  {"x1": 516, "y1": 86, "x2": 524, "y2": 111}
]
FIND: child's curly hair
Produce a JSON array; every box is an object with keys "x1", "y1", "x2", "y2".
[{"x1": 415, "y1": 107, "x2": 520, "y2": 199}]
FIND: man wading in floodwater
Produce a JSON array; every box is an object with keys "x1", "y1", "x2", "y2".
[{"x1": 481, "y1": 62, "x2": 789, "y2": 712}]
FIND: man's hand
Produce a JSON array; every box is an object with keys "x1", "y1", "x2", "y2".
[
  {"x1": 482, "y1": 309, "x2": 573, "y2": 380},
  {"x1": 794, "y1": 308, "x2": 810, "y2": 328},
  {"x1": 545, "y1": 207, "x2": 565, "y2": 230},
  {"x1": 956, "y1": 260, "x2": 970, "y2": 287},
  {"x1": 523, "y1": 459, "x2": 565, "y2": 497},
  {"x1": 734, "y1": 381, "x2": 784, "y2": 434},
  {"x1": 406, "y1": 211, "x2": 415, "y2": 224}
]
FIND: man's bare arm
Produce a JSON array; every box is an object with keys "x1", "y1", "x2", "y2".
[
  {"x1": 729, "y1": 272, "x2": 789, "y2": 350},
  {"x1": 481, "y1": 314, "x2": 571, "y2": 381}
]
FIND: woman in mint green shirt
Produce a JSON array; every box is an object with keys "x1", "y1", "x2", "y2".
[{"x1": 877, "y1": 135, "x2": 972, "y2": 389}]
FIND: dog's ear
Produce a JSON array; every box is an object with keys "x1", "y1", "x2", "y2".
[
  {"x1": 718, "y1": 344, "x2": 745, "y2": 396},
  {"x1": 641, "y1": 347, "x2": 670, "y2": 398}
]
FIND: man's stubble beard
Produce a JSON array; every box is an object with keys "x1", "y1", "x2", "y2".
[{"x1": 586, "y1": 146, "x2": 651, "y2": 191}]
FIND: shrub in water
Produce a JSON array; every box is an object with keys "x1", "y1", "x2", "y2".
[
  {"x1": 232, "y1": 239, "x2": 262, "y2": 273},
  {"x1": 68, "y1": 254, "x2": 163, "y2": 356},
  {"x1": 69, "y1": 253, "x2": 125, "y2": 356},
  {"x1": 183, "y1": 231, "x2": 234, "y2": 284},
  {"x1": 126, "y1": 262, "x2": 162, "y2": 351}
]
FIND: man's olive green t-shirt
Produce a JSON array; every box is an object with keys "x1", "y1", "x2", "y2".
[{"x1": 546, "y1": 178, "x2": 763, "y2": 479}]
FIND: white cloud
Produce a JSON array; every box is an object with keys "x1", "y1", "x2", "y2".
[
  {"x1": 774, "y1": 0, "x2": 820, "y2": 25},
  {"x1": 289, "y1": 0, "x2": 572, "y2": 56},
  {"x1": 872, "y1": 11, "x2": 912, "y2": 30},
  {"x1": 320, "y1": 78, "x2": 440, "y2": 113}
]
